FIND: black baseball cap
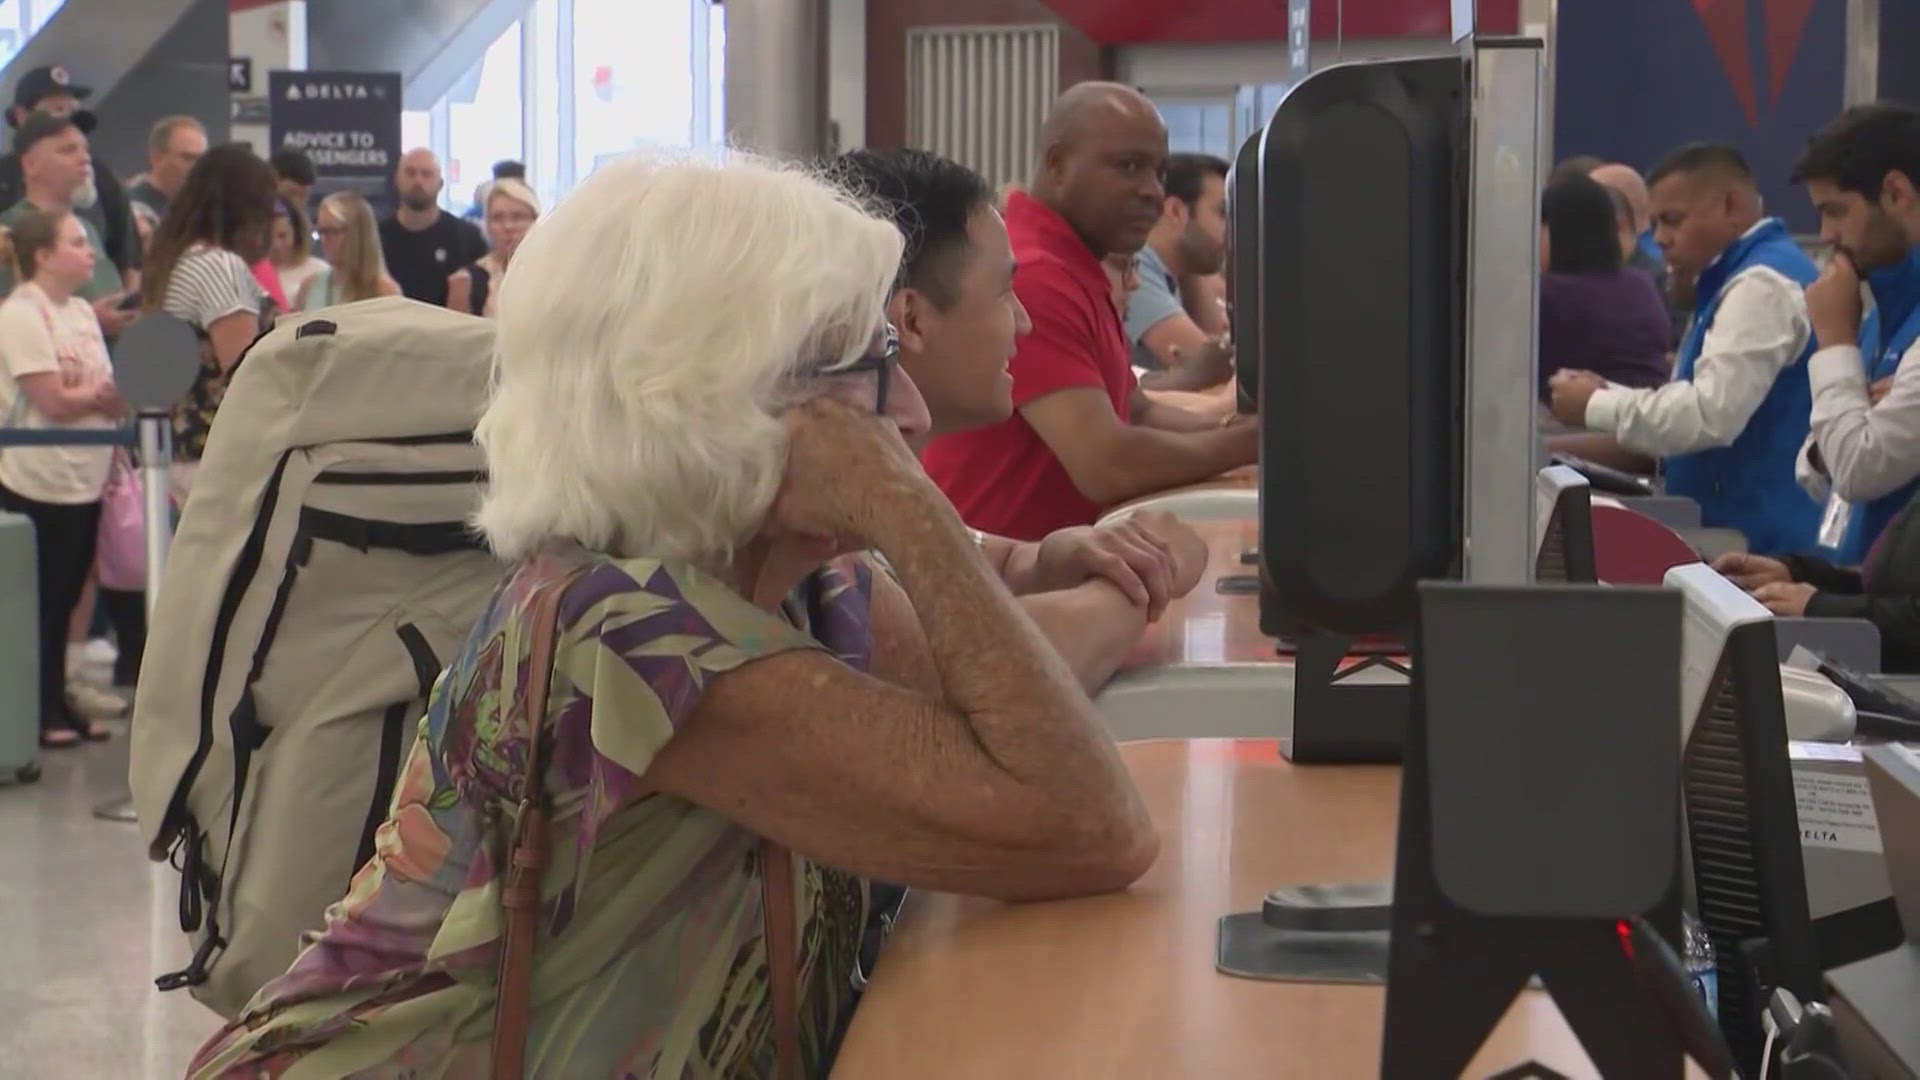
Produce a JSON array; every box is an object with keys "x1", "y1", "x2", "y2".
[
  {"x1": 13, "y1": 110, "x2": 82, "y2": 156},
  {"x1": 11, "y1": 65, "x2": 92, "y2": 117}
]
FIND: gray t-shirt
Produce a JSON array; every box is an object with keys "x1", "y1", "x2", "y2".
[{"x1": 1122, "y1": 243, "x2": 1185, "y2": 372}]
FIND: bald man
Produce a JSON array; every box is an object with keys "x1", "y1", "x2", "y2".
[
  {"x1": 378, "y1": 147, "x2": 488, "y2": 306},
  {"x1": 920, "y1": 82, "x2": 1258, "y2": 541}
]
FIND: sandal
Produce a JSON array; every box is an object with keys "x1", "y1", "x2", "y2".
[{"x1": 39, "y1": 729, "x2": 81, "y2": 750}]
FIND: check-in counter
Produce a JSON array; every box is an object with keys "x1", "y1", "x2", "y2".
[{"x1": 1099, "y1": 468, "x2": 1258, "y2": 527}]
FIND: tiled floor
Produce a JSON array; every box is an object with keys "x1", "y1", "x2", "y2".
[{"x1": 0, "y1": 718, "x2": 222, "y2": 1078}]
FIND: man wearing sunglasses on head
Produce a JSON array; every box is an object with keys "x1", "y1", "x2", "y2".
[{"x1": 834, "y1": 148, "x2": 1211, "y2": 693}]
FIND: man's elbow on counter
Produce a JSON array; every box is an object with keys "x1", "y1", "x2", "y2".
[{"x1": 1061, "y1": 460, "x2": 1134, "y2": 512}]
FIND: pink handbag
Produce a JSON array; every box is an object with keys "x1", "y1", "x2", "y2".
[{"x1": 95, "y1": 449, "x2": 146, "y2": 592}]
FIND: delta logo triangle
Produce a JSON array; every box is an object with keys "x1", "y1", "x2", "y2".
[
  {"x1": 285, "y1": 84, "x2": 303, "y2": 102},
  {"x1": 1690, "y1": 0, "x2": 1820, "y2": 129}
]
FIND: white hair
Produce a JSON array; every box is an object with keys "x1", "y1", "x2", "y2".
[{"x1": 475, "y1": 150, "x2": 904, "y2": 563}]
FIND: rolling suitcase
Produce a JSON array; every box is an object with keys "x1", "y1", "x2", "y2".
[{"x1": 0, "y1": 510, "x2": 41, "y2": 783}]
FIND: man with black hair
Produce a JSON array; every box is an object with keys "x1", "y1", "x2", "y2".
[
  {"x1": 0, "y1": 65, "x2": 138, "y2": 289},
  {"x1": 1124, "y1": 152, "x2": 1233, "y2": 390},
  {"x1": 270, "y1": 148, "x2": 317, "y2": 213},
  {"x1": 833, "y1": 146, "x2": 1209, "y2": 690},
  {"x1": 1790, "y1": 103, "x2": 1920, "y2": 568},
  {"x1": 1549, "y1": 142, "x2": 1822, "y2": 556}
]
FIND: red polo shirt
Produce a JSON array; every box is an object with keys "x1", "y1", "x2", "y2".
[{"x1": 921, "y1": 191, "x2": 1137, "y2": 541}]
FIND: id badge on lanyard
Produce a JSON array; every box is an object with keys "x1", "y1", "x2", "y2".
[{"x1": 1819, "y1": 490, "x2": 1851, "y2": 550}]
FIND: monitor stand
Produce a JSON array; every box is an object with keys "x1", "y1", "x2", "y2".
[
  {"x1": 1217, "y1": 879, "x2": 1393, "y2": 983},
  {"x1": 1281, "y1": 631, "x2": 1408, "y2": 763}
]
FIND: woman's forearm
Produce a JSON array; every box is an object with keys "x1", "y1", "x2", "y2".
[{"x1": 866, "y1": 496, "x2": 1150, "y2": 829}]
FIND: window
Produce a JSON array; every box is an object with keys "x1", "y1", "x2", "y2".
[
  {"x1": 0, "y1": 0, "x2": 70, "y2": 70},
  {"x1": 1152, "y1": 93, "x2": 1240, "y2": 161},
  {"x1": 409, "y1": 0, "x2": 722, "y2": 211},
  {"x1": 445, "y1": 20, "x2": 526, "y2": 213},
  {"x1": 573, "y1": 0, "x2": 696, "y2": 179}
]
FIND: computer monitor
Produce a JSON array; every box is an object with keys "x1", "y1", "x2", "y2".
[
  {"x1": 1667, "y1": 562, "x2": 1824, "y2": 1073},
  {"x1": 1253, "y1": 56, "x2": 1467, "y2": 763},
  {"x1": 1256, "y1": 55, "x2": 1464, "y2": 642},
  {"x1": 1863, "y1": 744, "x2": 1920, "y2": 945},
  {"x1": 1229, "y1": 130, "x2": 1262, "y2": 417},
  {"x1": 1534, "y1": 464, "x2": 1596, "y2": 584},
  {"x1": 1382, "y1": 581, "x2": 1693, "y2": 1076}
]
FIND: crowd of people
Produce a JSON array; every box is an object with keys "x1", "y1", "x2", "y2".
[
  {"x1": 0, "y1": 63, "x2": 550, "y2": 750},
  {"x1": 3, "y1": 49, "x2": 1920, "y2": 1075}
]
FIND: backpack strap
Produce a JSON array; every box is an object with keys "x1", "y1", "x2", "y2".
[
  {"x1": 761, "y1": 837, "x2": 803, "y2": 1080},
  {"x1": 469, "y1": 263, "x2": 491, "y2": 317},
  {"x1": 491, "y1": 571, "x2": 577, "y2": 1079}
]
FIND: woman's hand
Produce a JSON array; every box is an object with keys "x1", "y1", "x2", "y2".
[
  {"x1": 770, "y1": 395, "x2": 945, "y2": 545},
  {"x1": 1712, "y1": 551, "x2": 1792, "y2": 590},
  {"x1": 92, "y1": 379, "x2": 127, "y2": 420}
]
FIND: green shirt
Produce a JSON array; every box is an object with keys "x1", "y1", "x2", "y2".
[{"x1": 0, "y1": 199, "x2": 123, "y2": 301}]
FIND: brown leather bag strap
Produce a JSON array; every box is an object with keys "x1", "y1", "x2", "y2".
[
  {"x1": 760, "y1": 837, "x2": 803, "y2": 1080},
  {"x1": 490, "y1": 574, "x2": 576, "y2": 1080}
]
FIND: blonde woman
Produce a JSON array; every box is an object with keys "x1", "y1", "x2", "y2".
[
  {"x1": 446, "y1": 177, "x2": 538, "y2": 317},
  {"x1": 295, "y1": 192, "x2": 400, "y2": 311}
]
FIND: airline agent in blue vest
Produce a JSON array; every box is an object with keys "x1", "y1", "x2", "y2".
[
  {"x1": 1790, "y1": 104, "x2": 1920, "y2": 570},
  {"x1": 1549, "y1": 144, "x2": 1823, "y2": 556}
]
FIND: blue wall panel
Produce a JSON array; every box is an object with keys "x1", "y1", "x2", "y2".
[{"x1": 1555, "y1": 0, "x2": 1846, "y2": 234}]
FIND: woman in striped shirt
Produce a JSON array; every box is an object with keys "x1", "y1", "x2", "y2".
[{"x1": 139, "y1": 144, "x2": 278, "y2": 504}]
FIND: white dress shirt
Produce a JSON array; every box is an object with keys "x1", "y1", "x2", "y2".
[
  {"x1": 1796, "y1": 337, "x2": 1920, "y2": 502},
  {"x1": 1584, "y1": 264, "x2": 1811, "y2": 456}
]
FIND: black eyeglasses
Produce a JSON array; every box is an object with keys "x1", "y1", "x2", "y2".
[{"x1": 832, "y1": 323, "x2": 900, "y2": 414}]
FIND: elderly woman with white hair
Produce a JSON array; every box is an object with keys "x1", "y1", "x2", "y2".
[{"x1": 187, "y1": 152, "x2": 1157, "y2": 1079}]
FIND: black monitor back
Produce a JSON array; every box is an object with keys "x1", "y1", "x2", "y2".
[
  {"x1": 1229, "y1": 131, "x2": 1263, "y2": 416},
  {"x1": 1257, "y1": 57, "x2": 1467, "y2": 639},
  {"x1": 1536, "y1": 481, "x2": 1597, "y2": 585},
  {"x1": 1687, "y1": 617, "x2": 1823, "y2": 1072}
]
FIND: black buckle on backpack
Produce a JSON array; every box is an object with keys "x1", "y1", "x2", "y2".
[{"x1": 155, "y1": 931, "x2": 225, "y2": 992}]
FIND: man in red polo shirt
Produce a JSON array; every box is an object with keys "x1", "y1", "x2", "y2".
[{"x1": 921, "y1": 82, "x2": 1259, "y2": 541}]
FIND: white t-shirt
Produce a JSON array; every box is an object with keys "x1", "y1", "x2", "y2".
[
  {"x1": 278, "y1": 256, "x2": 328, "y2": 311},
  {"x1": 0, "y1": 282, "x2": 115, "y2": 504}
]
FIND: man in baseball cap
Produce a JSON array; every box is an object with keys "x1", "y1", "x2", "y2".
[
  {"x1": 7, "y1": 64, "x2": 93, "y2": 128},
  {"x1": 0, "y1": 64, "x2": 138, "y2": 288}
]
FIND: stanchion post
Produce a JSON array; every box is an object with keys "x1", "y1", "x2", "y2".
[
  {"x1": 136, "y1": 411, "x2": 171, "y2": 621},
  {"x1": 92, "y1": 412, "x2": 170, "y2": 822}
]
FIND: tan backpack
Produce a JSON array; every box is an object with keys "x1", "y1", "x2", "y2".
[{"x1": 130, "y1": 297, "x2": 506, "y2": 1018}]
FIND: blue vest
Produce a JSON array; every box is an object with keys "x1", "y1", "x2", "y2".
[
  {"x1": 1663, "y1": 219, "x2": 1823, "y2": 556},
  {"x1": 1838, "y1": 247, "x2": 1920, "y2": 563}
]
